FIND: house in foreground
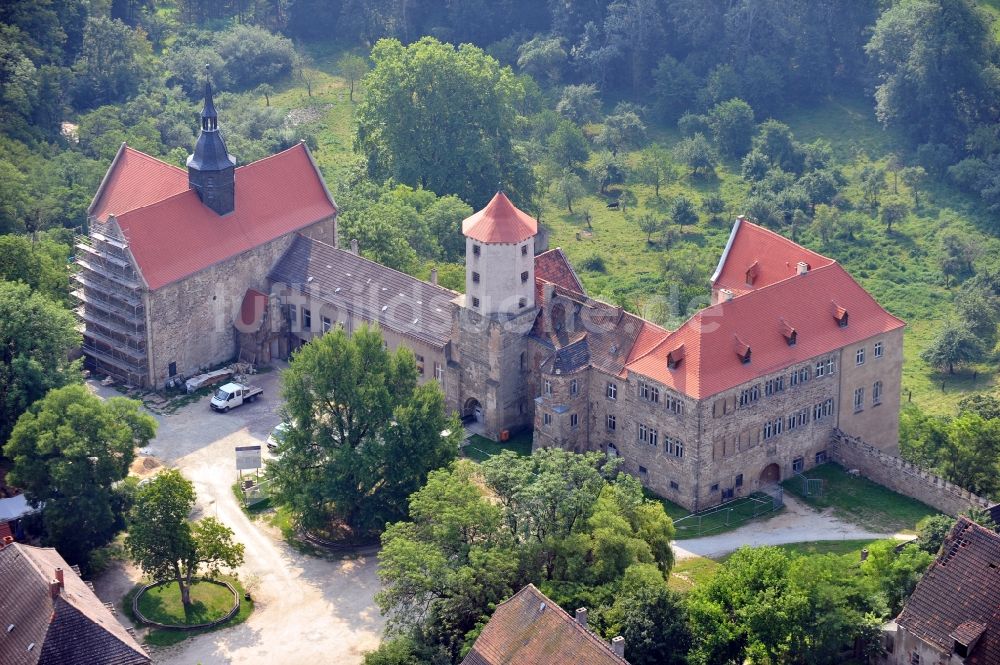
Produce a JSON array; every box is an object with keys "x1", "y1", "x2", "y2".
[
  {"x1": 462, "y1": 584, "x2": 629, "y2": 664},
  {"x1": 882, "y1": 517, "x2": 1000, "y2": 664},
  {"x1": 0, "y1": 542, "x2": 150, "y2": 665}
]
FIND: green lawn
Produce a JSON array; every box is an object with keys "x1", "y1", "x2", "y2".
[
  {"x1": 136, "y1": 580, "x2": 235, "y2": 626},
  {"x1": 775, "y1": 538, "x2": 882, "y2": 558},
  {"x1": 670, "y1": 492, "x2": 784, "y2": 540},
  {"x1": 782, "y1": 463, "x2": 939, "y2": 533},
  {"x1": 668, "y1": 556, "x2": 722, "y2": 592},
  {"x1": 462, "y1": 432, "x2": 533, "y2": 462}
]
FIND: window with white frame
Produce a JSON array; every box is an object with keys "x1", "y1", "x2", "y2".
[
  {"x1": 414, "y1": 354, "x2": 425, "y2": 375},
  {"x1": 666, "y1": 395, "x2": 684, "y2": 415},
  {"x1": 856, "y1": 347, "x2": 865, "y2": 365},
  {"x1": 544, "y1": 380, "x2": 552, "y2": 396},
  {"x1": 640, "y1": 382, "x2": 660, "y2": 403},
  {"x1": 823, "y1": 398, "x2": 834, "y2": 417},
  {"x1": 303, "y1": 308, "x2": 312, "y2": 331},
  {"x1": 874, "y1": 341, "x2": 884, "y2": 358},
  {"x1": 873, "y1": 380, "x2": 883, "y2": 405},
  {"x1": 826, "y1": 356, "x2": 835, "y2": 375},
  {"x1": 792, "y1": 457, "x2": 804, "y2": 473},
  {"x1": 739, "y1": 384, "x2": 760, "y2": 407},
  {"x1": 854, "y1": 387, "x2": 864, "y2": 412},
  {"x1": 763, "y1": 417, "x2": 783, "y2": 440},
  {"x1": 607, "y1": 414, "x2": 616, "y2": 430},
  {"x1": 638, "y1": 424, "x2": 658, "y2": 447},
  {"x1": 765, "y1": 376, "x2": 785, "y2": 396},
  {"x1": 434, "y1": 362, "x2": 444, "y2": 381},
  {"x1": 321, "y1": 316, "x2": 332, "y2": 333},
  {"x1": 606, "y1": 382, "x2": 617, "y2": 400}
]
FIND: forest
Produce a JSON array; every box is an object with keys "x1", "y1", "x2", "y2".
[{"x1": 5, "y1": 0, "x2": 1000, "y2": 662}]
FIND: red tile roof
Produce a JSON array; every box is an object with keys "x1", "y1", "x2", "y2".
[
  {"x1": 0, "y1": 543, "x2": 150, "y2": 665},
  {"x1": 626, "y1": 262, "x2": 904, "y2": 398},
  {"x1": 462, "y1": 191, "x2": 538, "y2": 244},
  {"x1": 462, "y1": 584, "x2": 629, "y2": 665},
  {"x1": 535, "y1": 247, "x2": 585, "y2": 294},
  {"x1": 111, "y1": 143, "x2": 336, "y2": 290},
  {"x1": 89, "y1": 144, "x2": 189, "y2": 222},
  {"x1": 711, "y1": 217, "x2": 832, "y2": 297},
  {"x1": 895, "y1": 518, "x2": 1000, "y2": 665}
]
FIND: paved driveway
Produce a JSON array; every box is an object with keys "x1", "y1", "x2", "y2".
[{"x1": 91, "y1": 366, "x2": 385, "y2": 664}]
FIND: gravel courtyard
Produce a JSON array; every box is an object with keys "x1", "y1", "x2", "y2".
[{"x1": 91, "y1": 366, "x2": 385, "y2": 665}]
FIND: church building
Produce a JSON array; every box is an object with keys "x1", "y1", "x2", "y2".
[{"x1": 77, "y1": 85, "x2": 904, "y2": 511}]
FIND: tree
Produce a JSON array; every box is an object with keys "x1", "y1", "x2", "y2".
[
  {"x1": 0, "y1": 234, "x2": 71, "y2": 302},
  {"x1": 336, "y1": 53, "x2": 369, "y2": 102},
  {"x1": 269, "y1": 326, "x2": 460, "y2": 539},
  {"x1": 939, "y1": 230, "x2": 978, "y2": 285},
  {"x1": 635, "y1": 144, "x2": 674, "y2": 198},
  {"x1": 516, "y1": 36, "x2": 566, "y2": 83},
  {"x1": 702, "y1": 194, "x2": 727, "y2": 223},
  {"x1": 255, "y1": 83, "x2": 273, "y2": 106},
  {"x1": 591, "y1": 152, "x2": 627, "y2": 194},
  {"x1": 595, "y1": 110, "x2": 647, "y2": 156},
  {"x1": 125, "y1": 469, "x2": 244, "y2": 607},
  {"x1": 812, "y1": 204, "x2": 840, "y2": 245},
  {"x1": 555, "y1": 83, "x2": 601, "y2": 124},
  {"x1": 673, "y1": 133, "x2": 716, "y2": 177},
  {"x1": 915, "y1": 514, "x2": 955, "y2": 553},
  {"x1": 880, "y1": 197, "x2": 909, "y2": 233},
  {"x1": 0, "y1": 282, "x2": 81, "y2": 443},
  {"x1": 753, "y1": 119, "x2": 801, "y2": 172},
  {"x1": 741, "y1": 150, "x2": 770, "y2": 182},
  {"x1": 706, "y1": 98, "x2": 755, "y2": 158},
  {"x1": 356, "y1": 38, "x2": 533, "y2": 207},
  {"x1": 669, "y1": 195, "x2": 698, "y2": 226},
  {"x1": 900, "y1": 166, "x2": 928, "y2": 207},
  {"x1": 71, "y1": 16, "x2": 155, "y2": 109},
  {"x1": 4, "y1": 385, "x2": 156, "y2": 566},
  {"x1": 604, "y1": 583, "x2": 690, "y2": 665},
  {"x1": 546, "y1": 120, "x2": 589, "y2": 170},
  {"x1": 551, "y1": 170, "x2": 585, "y2": 213},
  {"x1": 921, "y1": 321, "x2": 983, "y2": 374},
  {"x1": 651, "y1": 55, "x2": 698, "y2": 121},
  {"x1": 637, "y1": 214, "x2": 661, "y2": 243},
  {"x1": 859, "y1": 165, "x2": 886, "y2": 209}
]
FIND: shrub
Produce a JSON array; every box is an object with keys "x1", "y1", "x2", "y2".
[{"x1": 579, "y1": 253, "x2": 607, "y2": 272}]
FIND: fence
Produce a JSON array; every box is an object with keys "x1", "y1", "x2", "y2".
[
  {"x1": 795, "y1": 472, "x2": 827, "y2": 498},
  {"x1": 240, "y1": 478, "x2": 272, "y2": 507},
  {"x1": 673, "y1": 489, "x2": 783, "y2": 538}
]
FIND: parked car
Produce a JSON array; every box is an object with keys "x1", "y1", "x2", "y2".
[
  {"x1": 210, "y1": 382, "x2": 263, "y2": 412},
  {"x1": 267, "y1": 422, "x2": 290, "y2": 452}
]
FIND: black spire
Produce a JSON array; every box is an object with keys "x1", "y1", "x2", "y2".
[{"x1": 187, "y1": 65, "x2": 236, "y2": 216}]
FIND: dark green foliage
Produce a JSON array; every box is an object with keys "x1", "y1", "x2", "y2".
[
  {"x1": 546, "y1": 120, "x2": 589, "y2": 169},
  {"x1": 706, "y1": 99, "x2": 754, "y2": 158},
  {"x1": 4, "y1": 385, "x2": 156, "y2": 567},
  {"x1": 673, "y1": 133, "x2": 716, "y2": 177},
  {"x1": 668, "y1": 195, "x2": 698, "y2": 226},
  {"x1": 578, "y1": 253, "x2": 607, "y2": 273},
  {"x1": 71, "y1": 16, "x2": 156, "y2": 109},
  {"x1": 0, "y1": 233, "x2": 72, "y2": 302},
  {"x1": 921, "y1": 321, "x2": 983, "y2": 374},
  {"x1": 269, "y1": 326, "x2": 460, "y2": 539},
  {"x1": 915, "y1": 514, "x2": 955, "y2": 553}
]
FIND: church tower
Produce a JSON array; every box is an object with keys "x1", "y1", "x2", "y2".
[
  {"x1": 187, "y1": 77, "x2": 236, "y2": 216},
  {"x1": 462, "y1": 191, "x2": 537, "y2": 315}
]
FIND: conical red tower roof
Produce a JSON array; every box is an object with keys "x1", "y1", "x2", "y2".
[{"x1": 462, "y1": 191, "x2": 538, "y2": 244}]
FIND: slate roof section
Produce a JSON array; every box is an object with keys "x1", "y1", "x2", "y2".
[
  {"x1": 109, "y1": 143, "x2": 336, "y2": 290},
  {"x1": 626, "y1": 262, "x2": 904, "y2": 399},
  {"x1": 462, "y1": 192, "x2": 538, "y2": 244},
  {"x1": 269, "y1": 235, "x2": 458, "y2": 349},
  {"x1": 711, "y1": 217, "x2": 833, "y2": 297},
  {"x1": 88, "y1": 144, "x2": 188, "y2": 223},
  {"x1": 535, "y1": 247, "x2": 585, "y2": 295},
  {"x1": 895, "y1": 518, "x2": 1000, "y2": 664},
  {"x1": 462, "y1": 584, "x2": 628, "y2": 665},
  {"x1": 0, "y1": 543, "x2": 150, "y2": 665}
]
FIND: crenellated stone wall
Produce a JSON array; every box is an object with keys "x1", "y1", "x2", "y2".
[{"x1": 830, "y1": 429, "x2": 993, "y2": 516}]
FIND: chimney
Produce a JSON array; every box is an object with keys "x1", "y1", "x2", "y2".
[
  {"x1": 611, "y1": 636, "x2": 625, "y2": 658},
  {"x1": 49, "y1": 580, "x2": 61, "y2": 599},
  {"x1": 796, "y1": 261, "x2": 809, "y2": 275},
  {"x1": 575, "y1": 608, "x2": 588, "y2": 628},
  {"x1": 430, "y1": 268, "x2": 438, "y2": 286},
  {"x1": 54, "y1": 567, "x2": 64, "y2": 590},
  {"x1": 350, "y1": 238, "x2": 359, "y2": 255},
  {"x1": 721, "y1": 288, "x2": 734, "y2": 302}
]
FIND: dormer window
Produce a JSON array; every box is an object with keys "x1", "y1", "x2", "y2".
[
  {"x1": 734, "y1": 336, "x2": 751, "y2": 364},
  {"x1": 779, "y1": 319, "x2": 797, "y2": 346},
  {"x1": 667, "y1": 345, "x2": 685, "y2": 370},
  {"x1": 833, "y1": 302, "x2": 849, "y2": 327},
  {"x1": 745, "y1": 261, "x2": 759, "y2": 286}
]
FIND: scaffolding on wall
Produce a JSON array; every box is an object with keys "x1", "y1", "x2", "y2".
[{"x1": 73, "y1": 220, "x2": 148, "y2": 387}]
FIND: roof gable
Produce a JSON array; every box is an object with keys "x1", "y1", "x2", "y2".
[
  {"x1": 114, "y1": 143, "x2": 337, "y2": 290},
  {"x1": 89, "y1": 144, "x2": 188, "y2": 222},
  {"x1": 462, "y1": 584, "x2": 628, "y2": 665},
  {"x1": 711, "y1": 217, "x2": 833, "y2": 297},
  {"x1": 535, "y1": 248, "x2": 585, "y2": 295},
  {"x1": 462, "y1": 191, "x2": 538, "y2": 244},
  {"x1": 896, "y1": 518, "x2": 1000, "y2": 664}
]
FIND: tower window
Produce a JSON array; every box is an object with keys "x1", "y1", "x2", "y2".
[
  {"x1": 518, "y1": 297, "x2": 526, "y2": 308},
  {"x1": 521, "y1": 271, "x2": 529, "y2": 283},
  {"x1": 472, "y1": 272, "x2": 480, "y2": 283},
  {"x1": 521, "y1": 245, "x2": 528, "y2": 256},
  {"x1": 472, "y1": 297, "x2": 480, "y2": 308},
  {"x1": 473, "y1": 244, "x2": 481, "y2": 257}
]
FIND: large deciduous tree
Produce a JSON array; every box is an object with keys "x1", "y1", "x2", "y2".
[
  {"x1": 4, "y1": 385, "x2": 156, "y2": 565},
  {"x1": 706, "y1": 98, "x2": 755, "y2": 158},
  {"x1": 125, "y1": 469, "x2": 244, "y2": 607},
  {"x1": 921, "y1": 321, "x2": 983, "y2": 374},
  {"x1": 71, "y1": 16, "x2": 156, "y2": 109},
  {"x1": 269, "y1": 325, "x2": 460, "y2": 539},
  {"x1": 0, "y1": 281, "x2": 81, "y2": 444},
  {"x1": 356, "y1": 37, "x2": 533, "y2": 208}
]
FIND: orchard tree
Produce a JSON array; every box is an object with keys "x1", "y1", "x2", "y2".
[
  {"x1": 669, "y1": 195, "x2": 698, "y2": 226},
  {"x1": 4, "y1": 385, "x2": 156, "y2": 566},
  {"x1": 356, "y1": 38, "x2": 533, "y2": 207},
  {"x1": 674, "y1": 133, "x2": 716, "y2": 177},
  {"x1": 255, "y1": 83, "x2": 273, "y2": 106},
  {"x1": 706, "y1": 98, "x2": 755, "y2": 158},
  {"x1": 125, "y1": 470, "x2": 244, "y2": 608},
  {"x1": 555, "y1": 83, "x2": 601, "y2": 124},
  {"x1": 269, "y1": 325, "x2": 460, "y2": 539},
  {"x1": 900, "y1": 166, "x2": 928, "y2": 207},
  {"x1": 635, "y1": 144, "x2": 674, "y2": 198},
  {"x1": 547, "y1": 120, "x2": 589, "y2": 170},
  {"x1": 921, "y1": 321, "x2": 982, "y2": 374},
  {"x1": 0, "y1": 281, "x2": 81, "y2": 443},
  {"x1": 881, "y1": 198, "x2": 909, "y2": 233},
  {"x1": 336, "y1": 53, "x2": 369, "y2": 102},
  {"x1": 637, "y1": 214, "x2": 661, "y2": 243},
  {"x1": 551, "y1": 170, "x2": 585, "y2": 213}
]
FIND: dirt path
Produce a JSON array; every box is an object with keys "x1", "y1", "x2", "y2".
[
  {"x1": 91, "y1": 368, "x2": 384, "y2": 664},
  {"x1": 672, "y1": 494, "x2": 911, "y2": 560}
]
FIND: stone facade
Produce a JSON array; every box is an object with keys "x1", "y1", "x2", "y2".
[
  {"x1": 831, "y1": 430, "x2": 992, "y2": 516},
  {"x1": 835, "y1": 328, "x2": 905, "y2": 453}
]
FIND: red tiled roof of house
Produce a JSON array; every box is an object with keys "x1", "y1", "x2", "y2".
[
  {"x1": 89, "y1": 144, "x2": 189, "y2": 222},
  {"x1": 462, "y1": 191, "x2": 538, "y2": 244},
  {"x1": 112, "y1": 143, "x2": 336, "y2": 290},
  {"x1": 711, "y1": 217, "x2": 833, "y2": 297},
  {"x1": 462, "y1": 584, "x2": 629, "y2": 665},
  {"x1": 0, "y1": 521, "x2": 12, "y2": 542},
  {"x1": 0, "y1": 543, "x2": 150, "y2": 665},
  {"x1": 895, "y1": 518, "x2": 1000, "y2": 665},
  {"x1": 626, "y1": 320, "x2": 671, "y2": 364},
  {"x1": 535, "y1": 247, "x2": 585, "y2": 294},
  {"x1": 238, "y1": 289, "x2": 268, "y2": 331},
  {"x1": 626, "y1": 262, "x2": 904, "y2": 399}
]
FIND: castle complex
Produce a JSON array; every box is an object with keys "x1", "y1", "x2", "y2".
[{"x1": 77, "y1": 87, "x2": 904, "y2": 510}]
